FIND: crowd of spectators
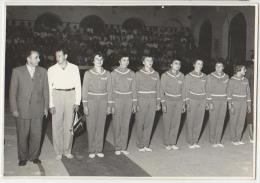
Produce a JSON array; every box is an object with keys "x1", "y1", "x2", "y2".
[
  {"x1": 6, "y1": 19, "x2": 201, "y2": 73},
  {"x1": 5, "y1": 18, "x2": 250, "y2": 96}
]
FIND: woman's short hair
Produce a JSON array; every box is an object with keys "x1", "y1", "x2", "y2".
[
  {"x1": 193, "y1": 59, "x2": 204, "y2": 65},
  {"x1": 142, "y1": 55, "x2": 153, "y2": 62},
  {"x1": 92, "y1": 52, "x2": 104, "y2": 62},
  {"x1": 233, "y1": 64, "x2": 245, "y2": 74}
]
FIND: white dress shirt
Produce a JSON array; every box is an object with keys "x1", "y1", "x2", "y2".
[
  {"x1": 47, "y1": 62, "x2": 81, "y2": 108},
  {"x1": 26, "y1": 64, "x2": 35, "y2": 78}
]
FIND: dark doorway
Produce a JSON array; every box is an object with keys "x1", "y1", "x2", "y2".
[
  {"x1": 122, "y1": 17, "x2": 145, "y2": 31},
  {"x1": 34, "y1": 12, "x2": 62, "y2": 32},
  {"x1": 228, "y1": 13, "x2": 247, "y2": 64},
  {"x1": 80, "y1": 15, "x2": 105, "y2": 34},
  {"x1": 198, "y1": 19, "x2": 212, "y2": 60}
]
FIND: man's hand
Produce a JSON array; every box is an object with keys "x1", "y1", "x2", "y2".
[
  {"x1": 49, "y1": 107, "x2": 56, "y2": 115},
  {"x1": 181, "y1": 103, "x2": 186, "y2": 113},
  {"x1": 209, "y1": 102, "x2": 214, "y2": 111},
  {"x1": 162, "y1": 105, "x2": 167, "y2": 113},
  {"x1": 111, "y1": 107, "x2": 115, "y2": 114},
  {"x1": 205, "y1": 103, "x2": 210, "y2": 111},
  {"x1": 132, "y1": 105, "x2": 137, "y2": 113},
  {"x1": 44, "y1": 109, "x2": 48, "y2": 118},
  {"x1": 12, "y1": 110, "x2": 19, "y2": 118},
  {"x1": 247, "y1": 103, "x2": 252, "y2": 113},
  {"x1": 156, "y1": 104, "x2": 161, "y2": 111},
  {"x1": 228, "y1": 103, "x2": 235, "y2": 114},
  {"x1": 73, "y1": 104, "x2": 79, "y2": 112},
  {"x1": 186, "y1": 103, "x2": 191, "y2": 112},
  {"x1": 107, "y1": 107, "x2": 112, "y2": 115},
  {"x1": 83, "y1": 106, "x2": 89, "y2": 116},
  {"x1": 136, "y1": 105, "x2": 140, "y2": 112}
]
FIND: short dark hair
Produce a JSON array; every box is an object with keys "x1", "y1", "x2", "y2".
[
  {"x1": 193, "y1": 59, "x2": 204, "y2": 65},
  {"x1": 55, "y1": 44, "x2": 69, "y2": 55},
  {"x1": 117, "y1": 51, "x2": 130, "y2": 61},
  {"x1": 233, "y1": 64, "x2": 245, "y2": 74},
  {"x1": 92, "y1": 52, "x2": 104, "y2": 62},
  {"x1": 25, "y1": 47, "x2": 39, "y2": 58},
  {"x1": 215, "y1": 60, "x2": 225, "y2": 67},
  {"x1": 170, "y1": 58, "x2": 182, "y2": 65},
  {"x1": 142, "y1": 55, "x2": 153, "y2": 62}
]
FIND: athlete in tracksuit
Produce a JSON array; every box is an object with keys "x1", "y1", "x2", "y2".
[
  {"x1": 160, "y1": 59, "x2": 185, "y2": 151},
  {"x1": 82, "y1": 53, "x2": 113, "y2": 158},
  {"x1": 135, "y1": 56, "x2": 161, "y2": 152},
  {"x1": 111, "y1": 55, "x2": 137, "y2": 155},
  {"x1": 206, "y1": 61, "x2": 229, "y2": 147},
  {"x1": 184, "y1": 59, "x2": 208, "y2": 149},
  {"x1": 227, "y1": 65, "x2": 251, "y2": 145}
]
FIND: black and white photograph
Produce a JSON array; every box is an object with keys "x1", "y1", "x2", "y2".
[{"x1": 0, "y1": 0, "x2": 259, "y2": 181}]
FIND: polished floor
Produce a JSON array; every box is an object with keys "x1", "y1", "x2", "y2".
[{"x1": 4, "y1": 104, "x2": 255, "y2": 178}]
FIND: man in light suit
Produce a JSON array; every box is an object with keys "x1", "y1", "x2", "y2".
[{"x1": 9, "y1": 48, "x2": 49, "y2": 166}]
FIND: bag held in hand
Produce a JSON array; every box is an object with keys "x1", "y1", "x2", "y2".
[{"x1": 70, "y1": 111, "x2": 85, "y2": 136}]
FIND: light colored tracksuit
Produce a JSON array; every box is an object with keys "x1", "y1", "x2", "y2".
[
  {"x1": 111, "y1": 67, "x2": 137, "y2": 151},
  {"x1": 82, "y1": 69, "x2": 113, "y2": 153},
  {"x1": 227, "y1": 76, "x2": 251, "y2": 142},
  {"x1": 184, "y1": 71, "x2": 207, "y2": 145},
  {"x1": 135, "y1": 68, "x2": 160, "y2": 149},
  {"x1": 206, "y1": 72, "x2": 229, "y2": 144},
  {"x1": 160, "y1": 71, "x2": 185, "y2": 146}
]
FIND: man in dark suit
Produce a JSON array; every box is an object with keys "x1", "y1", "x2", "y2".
[{"x1": 9, "y1": 48, "x2": 49, "y2": 166}]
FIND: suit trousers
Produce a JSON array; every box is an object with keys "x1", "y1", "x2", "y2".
[
  {"x1": 135, "y1": 98, "x2": 156, "y2": 148},
  {"x1": 16, "y1": 118, "x2": 43, "y2": 161},
  {"x1": 52, "y1": 90, "x2": 75, "y2": 156},
  {"x1": 113, "y1": 96, "x2": 132, "y2": 151},
  {"x1": 186, "y1": 99, "x2": 206, "y2": 145},
  {"x1": 209, "y1": 100, "x2": 227, "y2": 144},
  {"x1": 86, "y1": 96, "x2": 108, "y2": 153},
  {"x1": 163, "y1": 100, "x2": 182, "y2": 146},
  {"x1": 229, "y1": 100, "x2": 247, "y2": 142}
]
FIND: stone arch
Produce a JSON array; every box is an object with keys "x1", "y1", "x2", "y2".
[
  {"x1": 198, "y1": 19, "x2": 212, "y2": 60},
  {"x1": 222, "y1": 11, "x2": 247, "y2": 64},
  {"x1": 80, "y1": 15, "x2": 105, "y2": 34},
  {"x1": 34, "y1": 12, "x2": 62, "y2": 32},
  {"x1": 122, "y1": 17, "x2": 145, "y2": 31}
]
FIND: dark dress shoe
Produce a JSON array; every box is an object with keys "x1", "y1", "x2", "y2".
[
  {"x1": 18, "y1": 160, "x2": 27, "y2": 166},
  {"x1": 32, "y1": 159, "x2": 41, "y2": 164}
]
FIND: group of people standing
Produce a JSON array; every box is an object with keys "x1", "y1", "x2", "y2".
[{"x1": 9, "y1": 46, "x2": 253, "y2": 166}]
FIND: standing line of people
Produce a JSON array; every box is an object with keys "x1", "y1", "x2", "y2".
[{"x1": 9, "y1": 47, "x2": 253, "y2": 166}]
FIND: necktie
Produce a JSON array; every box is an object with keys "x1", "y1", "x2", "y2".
[{"x1": 31, "y1": 68, "x2": 35, "y2": 78}]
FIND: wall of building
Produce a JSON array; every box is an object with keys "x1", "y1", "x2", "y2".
[
  {"x1": 191, "y1": 6, "x2": 255, "y2": 61},
  {"x1": 7, "y1": 6, "x2": 192, "y2": 28},
  {"x1": 6, "y1": 6, "x2": 256, "y2": 61}
]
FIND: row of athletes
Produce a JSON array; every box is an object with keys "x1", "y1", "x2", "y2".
[
  {"x1": 80, "y1": 52, "x2": 251, "y2": 159},
  {"x1": 10, "y1": 48, "x2": 251, "y2": 166}
]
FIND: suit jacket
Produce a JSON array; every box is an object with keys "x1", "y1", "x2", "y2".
[{"x1": 9, "y1": 65, "x2": 49, "y2": 119}]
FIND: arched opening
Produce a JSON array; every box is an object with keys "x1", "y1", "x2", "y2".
[
  {"x1": 228, "y1": 13, "x2": 246, "y2": 64},
  {"x1": 34, "y1": 12, "x2": 62, "y2": 32},
  {"x1": 198, "y1": 19, "x2": 212, "y2": 60},
  {"x1": 122, "y1": 17, "x2": 145, "y2": 31},
  {"x1": 80, "y1": 15, "x2": 105, "y2": 34}
]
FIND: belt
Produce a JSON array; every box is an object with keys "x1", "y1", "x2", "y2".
[
  {"x1": 114, "y1": 91, "x2": 132, "y2": 95},
  {"x1": 232, "y1": 94, "x2": 246, "y2": 98},
  {"x1": 138, "y1": 91, "x2": 156, "y2": 94},
  {"x1": 165, "y1": 92, "x2": 181, "y2": 97},
  {"x1": 55, "y1": 87, "x2": 75, "y2": 91},
  {"x1": 211, "y1": 94, "x2": 227, "y2": 97},
  {"x1": 189, "y1": 91, "x2": 206, "y2": 96},
  {"x1": 88, "y1": 92, "x2": 107, "y2": 95}
]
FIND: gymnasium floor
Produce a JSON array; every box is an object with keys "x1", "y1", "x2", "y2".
[{"x1": 4, "y1": 104, "x2": 254, "y2": 178}]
